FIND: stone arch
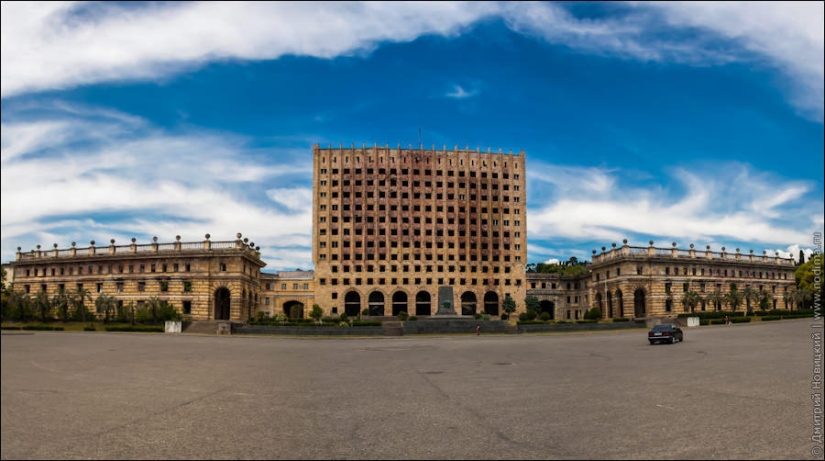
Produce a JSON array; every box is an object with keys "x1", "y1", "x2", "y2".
[
  {"x1": 484, "y1": 291, "x2": 499, "y2": 316},
  {"x1": 616, "y1": 289, "x2": 624, "y2": 318},
  {"x1": 344, "y1": 291, "x2": 361, "y2": 317},
  {"x1": 461, "y1": 291, "x2": 477, "y2": 316},
  {"x1": 595, "y1": 293, "x2": 603, "y2": 313},
  {"x1": 539, "y1": 300, "x2": 555, "y2": 319},
  {"x1": 368, "y1": 290, "x2": 385, "y2": 316},
  {"x1": 392, "y1": 291, "x2": 408, "y2": 316},
  {"x1": 214, "y1": 287, "x2": 231, "y2": 320},
  {"x1": 606, "y1": 291, "x2": 613, "y2": 318},
  {"x1": 634, "y1": 288, "x2": 646, "y2": 318},
  {"x1": 415, "y1": 291, "x2": 431, "y2": 316},
  {"x1": 283, "y1": 300, "x2": 304, "y2": 318}
]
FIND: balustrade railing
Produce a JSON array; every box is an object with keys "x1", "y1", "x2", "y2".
[{"x1": 15, "y1": 238, "x2": 257, "y2": 261}]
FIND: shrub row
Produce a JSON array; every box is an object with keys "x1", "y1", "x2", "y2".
[
  {"x1": 1, "y1": 326, "x2": 22, "y2": 330},
  {"x1": 677, "y1": 311, "x2": 745, "y2": 319},
  {"x1": 761, "y1": 316, "x2": 782, "y2": 321},
  {"x1": 22, "y1": 325, "x2": 64, "y2": 331},
  {"x1": 731, "y1": 317, "x2": 752, "y2": 323},
  {"x1": 612, "y1": 318, "x2": 631, "y2": 322},
  {"x1": 575, "y1": 319, "x2": 598, "y2": 324},
  {"x1": 104, "y1": 325, "x2": 164, "y2": 332},
  {"x1": 754, "y1": 309, "x2": 815, "y2": 317}
]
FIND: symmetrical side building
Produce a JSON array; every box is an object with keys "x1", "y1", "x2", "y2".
[{"x1": 3, "y1": 144, "x2": 799, "y2": 322}]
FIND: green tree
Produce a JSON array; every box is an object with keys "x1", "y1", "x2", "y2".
[
  {"x1": 742, "y1": 287, "x2": 760, "y2": 315},
  {"x1": 501, "y1": 294, "x2": 517, "y2": 317},
  {"x1": 53, "y1": 290, "x2": 70, "y2": 322},
  {"x1": 680, "y1": 290, "x2": 702, "y2": 314},
  {"x1": 792, "y1": 287, "x2": 812, "y2": 311},
  {"x1": 95, "y1": 295, "x2": 118, "y2": 323},
  {"x1": 9, "y1": 291, "x2": 32, "y2": 323},
  {"x1": 795, "y1": 256, "x2": 824, "y2": 308},
  {"x1": 310, "y1": 304, "x2": 324, "y2": 325},
  {"x1": 782, "y1": 290, "x2": 794, "y2": 311},
  {"x1": 799, "y1": 250, "x2": 805, "y2": 265},
  {"x1": 759, "y1": 290, "x2": 773, "y2": 311},
  {"x1": 524, "y1": 296, "x2": 540, "y2": 313},
  {"x1": 33, "y1": 290, "x2": 52, "y2": 323},
  {"x1": 69, "y1": 287, "x2": 92, "y2": 323},
  {"x1": 706, "y1": 290, "x2": 725, "y2": 312},
  {"x1": 724, "y1": 284, "x2": 743, "y2": 313},
  {"x1": 145, "y1": 297, "x2": 164, "y2": 324},
  {"x1": 584, "y1": 307, "x2": 602, "y2": 320}
]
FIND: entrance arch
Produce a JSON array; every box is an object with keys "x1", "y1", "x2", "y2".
[
  {"x1": 461, "y1": 291, "x2": 477, "y2": 316},
  {"x1": 484, "y1": 292, "x2": 499, "y2": 316},
  {"x1": 415, "y1": 291, "x2": 431, "y2": 316},
  {"x1": 595, "y1": 293, "x2": 603, "y2": 313},
  {"x1": 283, "y1": 300, "x2": 304, "y2": 319},
  {"x1": 214, "y1": 287, "x2": 231, "y2": 320},
  {"x1": 392, "y1": 291, "x2": 408, "y2": 316},
  {"x1": 344, "y1": 291, "x2": 361, "y2": 317},
  {"x1": 539, "y1": 300, "x2": 555, "y2": 319},
  {"x1": 634, "y1": 288, "x2": 646, "y2": 318},
  {"x1": 368, "y1": 291, "x2": 385, "y2": 316},
  {"x1": 606, "y1": 291, "x2": 613, "y2": 318}
]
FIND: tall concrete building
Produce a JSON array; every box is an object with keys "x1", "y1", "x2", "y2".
[{"x1": 311, "y1": 144, "x2": 528, "y2": 318}]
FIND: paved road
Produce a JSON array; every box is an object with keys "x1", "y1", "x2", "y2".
[{"x1": 1, "y1": 320, "x2": 820, "y2": 459}]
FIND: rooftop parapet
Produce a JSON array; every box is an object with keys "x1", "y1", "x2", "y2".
[
  {"x1": 590, "y1": 240, "x2": 795, "y2": 266},
  {"x1": 14, "y1": 233, "x2": 263, "y2": 262},
  {"x1": 313, "y1": 143, "x2": 525, "y2": 157}
]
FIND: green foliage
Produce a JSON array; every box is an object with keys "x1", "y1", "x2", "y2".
[
  {"x1": 612, "y1": 317, "x2": 630, "y2": 322},
  {"x1": 527, "y1": 257, "x2": 589, "y2": 277},
  {"x1": 761, "y1": 316, "x2": 782, "y2": 321},
  {"x1": 501, "y1": 295, "x2": 517, "y2": 314},
  {"x1": 289, "y1": 304, "x2": 303, "y2": 319},
  {"x1": 794, "y1": 256, "x2": 823, "y2": 309},
  {"x1": 1, "y1": 325, "x2": 22, "y2": 330},
  {"x1": 397, "y1": 311, "x2": 409, "y2": 321},
  {"x1": 524, "y1": 296, "x2": 540, "y2": 313},
  {"x1": 352, "y1": 321, "x2": 382, "y2": 327},
  {"x1": 576, "y1": 319, "x2": 598, "y2": 323},
  {"x1": 104, "y1": 325, "x2": 164, "y2": 332},
  {"x1": 52, "y1": 291, "x2": 70, "y2": 322},
  {"x1": 22, "y1": 324, "x2": 64, "y2": 331},
  {"x1": 680, "y1": 290, "x2": 702, "y2": 314},
  {"x1": 539, "y1": 312, "x2": 552, "y2": 321},
  {"x1": 310, "y1": 304, "x2": 324, "y2": 323},
  {"x1": 473, "y1": 313, "x2": 483, "y2": 320},
  {"x1": 408, "y1": 316, "x2": 418, "y2": 321},
  {"x1": 183, "y1": 281, "x2": 192, "y2": 292},
  {"x1": 730, "y1": 317, "x2": 752, "y2": 323},
  {"x1": 583, "y1": 307, "x2": 602, "y2": 320},
  {"x1": 339, "y1": 313, "x2": 349, "y2": 323},
  {"x1": 84, "y1": 325, "x2": 96, "y2": 331}
]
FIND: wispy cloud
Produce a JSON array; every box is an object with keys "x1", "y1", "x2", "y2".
[
  {"x1": 525, "y1": 160, "x2": 821, "y2": 254},
  {"x1": 0, "y1": 102, "x2": 314, "y2": 270},
  {"x1": 445, "y1": 84, "x2": 478, "y2": 99}
]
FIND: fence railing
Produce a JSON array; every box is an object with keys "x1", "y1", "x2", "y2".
[
  {"x1": 16, "y1": 239, "x2": 257, "y2": 261},
  {"x1": 592, "y1": 246, "x2": 794, "y2": 266}
]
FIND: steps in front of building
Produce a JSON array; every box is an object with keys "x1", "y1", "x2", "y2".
[{"x1": 182, "y1": 321, "x2": 235, "y2": 335}]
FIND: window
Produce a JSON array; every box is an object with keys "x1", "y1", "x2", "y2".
[
  {"x1": 183, "y1": 301, "x2": 192, "y2": 315},
  {"x1": 116, "y1": 282, "x2": 124, "y2": 293},
  {"x1": 160, "y1": 281, "x2": 169, "y2": 292},
  {"x1": 138, "y1": 282, "x2": 146, "y2": 292},
  {"x1": 183, "y1": 281, "x2": 192, "y2": 292}
]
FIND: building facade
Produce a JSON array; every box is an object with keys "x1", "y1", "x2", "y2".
[
  {"x1": 4, "y1": 144, "x2": 801, "y2": 323},
  {"x1": 311, "y1": 144, "x2": 528, "y2": 318},
  {"x1": 7, "y1": 234, "x2": 265, "y2": 321}
]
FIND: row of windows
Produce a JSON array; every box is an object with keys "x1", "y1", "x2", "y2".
[
  {"x1": 319, "y1": 253, "x2": 522, "y2": 263},
  {"x1": 319, "y1": 229, "x2": 521, "y2": 239},
  {"x1": 21, "y1": 262, "x2": 193, "y2": 278},
  {"x1": 323, "y1": 240, "x2": 521, "y2": 251},
  {"x1": 318, "y1": 154, "x2": 520, "y2": 171},
  {"x1": 322, "y1": 179, "x2": 520, "y2": 192},
  {"x1": 318, "y1": 216, "x2": 522, "y2": 227},
  {"x1": 318, "y1": 277, "x2": 522, "y2": 287},
  {"x1": 22, "y1": 280, "x2": 193, "y2": 294},
  {"x1": 326, "y1": 264, "x2": 516, "y2": 274},
  {"x1": 262, "y1": 282, "x2": 311, "y2": 291},
  {"x1": 318, "y1": 221, "x2": 522, "y2": 236},
  {"x1": 595, "y1": 266, "x2": 791, "y2": 280},
  {"x1": 664, "y1": 282, "x2": 784, "y2": 294},
  {"x1": 320, "y1": 203, "x2": 521, "y2": 215},
  {"x1": 529, "y1": 281, "x2": 587, "y2": 290},
  {"x1": 319, "y1": 167, "x2": 520, "y2": 179},
  {"x1": 317, "y1": 186, "x2": 521, "y2": 203}
]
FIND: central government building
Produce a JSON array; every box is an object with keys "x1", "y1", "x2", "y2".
[{"x1": 5, "y1": 144, "x2": 799, "y2": 322}]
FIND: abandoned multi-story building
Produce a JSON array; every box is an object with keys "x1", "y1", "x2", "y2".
[
  {"x1": 4, "y1": 143, "x2": 799, "y2": 322},
  {"x1": 311, "y1": 144, "x2": 528, "y2": 318}
]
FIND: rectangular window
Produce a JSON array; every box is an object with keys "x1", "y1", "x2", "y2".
[{"x1": 182, "y1": 301, "x2": 192, "y2": 315}]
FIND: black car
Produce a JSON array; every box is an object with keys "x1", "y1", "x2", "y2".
[{"x1": 648, "y1": 323, "x2": 683, "y2": 344}]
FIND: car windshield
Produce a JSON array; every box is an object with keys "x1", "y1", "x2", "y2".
[{"x1": 652, "y1": 325, "x2": 671, "y2": 331}]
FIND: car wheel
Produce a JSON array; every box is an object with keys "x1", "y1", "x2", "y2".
[
  {"x1": 649, "y1": 340, "x2": 655, "y2": 345},
  {"x1": 670, "y1": 337, "x2": 676, "y2": 344}
]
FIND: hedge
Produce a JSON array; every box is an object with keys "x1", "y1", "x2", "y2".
[
  {"x1": 612, "y1": 318, "x2": 630, "y2": 322},
  {"x1": 677, "y1": 311, "x2": 745, "y2": 319},
  {"x1": 105, "y1": 325, "x2": 164, "y2": 332},
  {"x1": 1, "y1": 326, "x2": 22, "y2": 330},
  {"x1": 761, "y1": 316, "x2": 782, "y2": 321},
  {"x1": 575, "y1": 319, "x2": 598, "y2": 324},
  {"x1": 730, "y1": 317, "x2": 751, "y2": 323},
  {"x1": 22, "y1": 325, "x2": 64, "y2": 331}
]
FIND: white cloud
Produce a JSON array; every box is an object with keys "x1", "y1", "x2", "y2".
[
  {"x1": 0, "y1": 103, "x2": 314, "y2": 270},
  {"x1": 445, "y1": 85, "x2": 478, "y2": 99},
  {"x1": 0, "y1": 1, "x2": 499, "y2": 98},
  {"x1": 2, "y1": 2, "x2": 820, "y2": 119},
  {"x1": 501, "y1": 1, "x2": 824, "y2": 120},
  {"x1": 526, "y1": 160, "x2": 820, "y2": 252}
]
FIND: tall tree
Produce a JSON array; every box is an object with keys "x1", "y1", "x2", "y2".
[
  {"x1": 33, "y1": 290, "x2": 52, "y2": 323},
  {"x1": 524, "y1": 295, "x2": 540, "y2": 313},
  {"x1": 742, "y1": 287, "x2": 760, "y2": 315},
  {"x1": 69, "y1": 287, "x2": 92, "y2": 323},
  {"x1": 501, "y1": 295, "x2": 517, "y2": 317},
  {"x1": 681, "y1": 290, "x2": 702, "y2": 314},
  {"x1": 706, "y1": 290, "x2": 725, "y2": 311},
  {"x1": 724, "y1": 284, "x2": 744, "y2": 313},
  {"x1": 95, "y1": 295, "x2": 117, "y2": 323},
  {"x1": 53, "y1": 290, "x2": 70, "y2": 323},
  {"x1": 799, "y1": 250, "x2": 805, "y2": 265}
]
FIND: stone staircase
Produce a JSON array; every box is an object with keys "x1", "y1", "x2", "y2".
[{"x1": 381, "y1": 321, "x2": 404, "y2": 336}]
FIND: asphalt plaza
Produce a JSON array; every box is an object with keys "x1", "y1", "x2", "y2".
[{"x1": 1, "y1": 320, "x2": 817, "y2": 459}]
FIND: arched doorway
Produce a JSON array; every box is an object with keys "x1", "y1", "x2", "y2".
[
  {"x1": 344, "y1": 291, "x2": 361, "y2": 317},
  {"x1": 214, "y1": 287, "x2": 231, "y2": 320},
  {"x1": 283, "y1": 300, "x2": 304, "y2": 319},
  {"x1": 595, "y1": 293, "x2": 603, "y2": 313},
  {"x1": 415, "y1": 291, "x2": 431, "y2": 316},
  {"x1": 461, "y1": 291, "x2": 477, "y2": 316},
  {"x1": 634, "y1": 288, "x2": 646, "y2": 318},
  {"x1": 392, "y1": 291, "x2": 408, "y2": 316},
  {"x1": 616, "y1": 289, "x2": 624, "y2": 318},
  {"x1": 539, "y1": 300, "x2": 555, "y2": 319},
  {"x1": 484, "y1": 291, "x2": 499, "y2": 316},
  {"x1": 368, "y1": 291, "x2": 385, "y2": 316}
]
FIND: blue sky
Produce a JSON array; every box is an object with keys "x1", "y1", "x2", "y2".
[{"x1": 1, "y1": 1, "x2": 823, "y2": 271}]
